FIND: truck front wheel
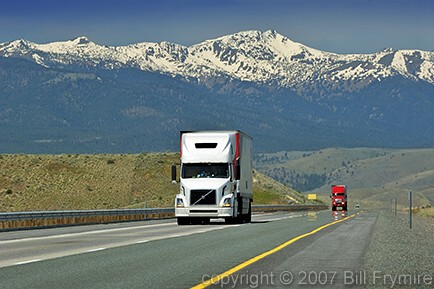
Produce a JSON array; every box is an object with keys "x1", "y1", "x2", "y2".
[
  {"x1": 177, "y1": 217, "x2": 190, "y2": 225},
  {"x1": 225, "y1": 216, "x2": 242, "y2": 224}
]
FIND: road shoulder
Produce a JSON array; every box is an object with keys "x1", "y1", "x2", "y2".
[{"x1": 362, "y1": 211, "x2": 434, "y2": 288}]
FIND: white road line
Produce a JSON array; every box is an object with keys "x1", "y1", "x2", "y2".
[
  {"x1": 86, "y1": 248, "x2": 106, "y2": 253},
  {"x1": 135, "y1": 240, "x2": 149, "y2": 244},
  {"x1": 259, "y1": 214, "x2": 303, "y2": 222},
  {"x1": 0, "y1": 222, "x2": 176, "y2": 245},
  {"x1": 14, "y1": 259, "x2": 42, "y2": 266}
]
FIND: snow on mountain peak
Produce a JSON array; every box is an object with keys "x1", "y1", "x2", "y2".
[
  {"x1": 0, "y1": 39, "x2": 33, "y2": 54},
  {"x1": 70, "y1": 36, "x2": 92, "y2": 45},
  {"x1": 381, "y1": 47, "x2": 395, "y2": 53},
  {"x1": 0, "y1": 30, "x2": 433, "y2": 89}
]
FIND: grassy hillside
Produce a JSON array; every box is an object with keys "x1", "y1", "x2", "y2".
[
  {"x1": 255, "y1": 148, "x2": 393, "y2": 191},
  {"x1": 255, "y1": 148, "x2": 434, "y2": 210},
  {"x1": 0, "y1": 153, "x2": 309, "y2": 212}
]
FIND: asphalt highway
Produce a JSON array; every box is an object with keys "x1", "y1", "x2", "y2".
[
  {"x1": 204, "y1": 211, "x2": 375, "y2": 289},
  {"x1": 0, "y1": 210, "x2": 370, "y2": 289}
]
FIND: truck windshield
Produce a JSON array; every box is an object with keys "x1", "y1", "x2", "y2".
[
  {"x1": 332, "y1": 193, "x2": 346, "y2": 197},
  {"x1": 182, "y1": 163, "x2": 229, "y2": 179}
]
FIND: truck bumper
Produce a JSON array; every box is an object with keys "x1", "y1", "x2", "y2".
[{"x1": 175, "y1": 207, "x2": 233, "y2": 218}]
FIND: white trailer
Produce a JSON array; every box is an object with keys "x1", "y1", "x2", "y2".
[{"x1": 172, "y1": 130, "x2": 253, "y2": 225}]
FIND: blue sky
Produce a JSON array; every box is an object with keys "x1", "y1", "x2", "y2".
[{"x1": 1, "y1": 0, "x2": 433, "y2": 53}]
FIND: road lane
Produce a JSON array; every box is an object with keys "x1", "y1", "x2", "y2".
[
  {"x1": 204, "y1": 211, "x2": 376, "y2": 289},
  {"x1": 0, "y1": 212, "x2": 301, "y2": 268},
  {"x1": 0, "y1": 211, "x2": 358, "y2": 289}
]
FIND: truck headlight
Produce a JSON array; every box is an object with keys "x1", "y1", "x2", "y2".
[
  {"x1": 176, "y1": 198, "x2": 185, "y2": 208},
  {"x1": 222, "y1": 199, "x2": 231, "y2": 207},
  {"x1": 221, "y1": 194, "x2": 233, "y2": 207}
]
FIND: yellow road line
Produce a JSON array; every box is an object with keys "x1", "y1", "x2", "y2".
[{"x1": 191, "y1": 212, "x2": 360, "y2": 289}]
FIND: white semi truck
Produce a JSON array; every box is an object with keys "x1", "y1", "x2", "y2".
[{"x1": 172, "y1": 130, "x2": 253, "y2": 225}]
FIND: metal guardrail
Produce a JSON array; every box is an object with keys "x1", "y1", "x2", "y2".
[
  {"x1": 0, "y1": 208, "x2": 174, "y2": 230},
  {"x1": 0, "y1": 208, "x2": 174, "y2": 222},
  {"x1": 0, "y1": 204, "x2": 327, "y2": 230}
]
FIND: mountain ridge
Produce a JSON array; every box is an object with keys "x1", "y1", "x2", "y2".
[
  {"x1": 1, "y1": 30, "x2": 433, "y2": 91},
  {"x1": 0, "y1": 30, "x2": 433, "y2": 153}
]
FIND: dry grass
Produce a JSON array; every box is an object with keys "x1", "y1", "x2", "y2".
[
  {"x1": 253, "y1": 170, "x2": 309, "y2": 205},
  {"x1": 413, "y1": 206, "x2": 434, "y2": 218},
  {"x1": 0, "y1": 154, "x2": 309, "y2": 212}
]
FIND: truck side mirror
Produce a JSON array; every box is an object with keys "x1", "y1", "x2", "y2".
[{"x1": 171, "y1": 165, "x2": 177, "y2": 184}]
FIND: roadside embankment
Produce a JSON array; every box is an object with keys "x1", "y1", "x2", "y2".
[{"x1": 362, "y1": 209, "x2": 434, "y2": 288}]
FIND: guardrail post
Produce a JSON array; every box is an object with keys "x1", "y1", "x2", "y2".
[{"x1": 408, "y1": 190, "x2": 412, "y2": 229}]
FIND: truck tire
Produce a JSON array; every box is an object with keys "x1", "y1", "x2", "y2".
[
  {"x1": 332, "y1": 206, "x2": 336, "y2": 211},
  {"x1": 225, "y1": 217, "x2": 236, "y2": 224},
  {"x1": 177, "y1": 217, "x2": 190, "y2": 225},
  {"x1": 225, "y1": 215, "x2": 243, "y2": 224},
  {"x1": 244, "y1": 202, "x2": 252, "y2": 223}
]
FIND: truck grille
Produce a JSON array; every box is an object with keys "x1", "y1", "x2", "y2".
[{"x1": 190, "y1": 190, "x2": 216, "y2": 205}]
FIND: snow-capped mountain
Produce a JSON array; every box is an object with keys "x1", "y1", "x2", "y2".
[
  {"x1": 1, "y1": 30, "x2": 433, "y2": 94},
  {"x1": 0, "y1": 30, "x2": 434, "y2": 153}
]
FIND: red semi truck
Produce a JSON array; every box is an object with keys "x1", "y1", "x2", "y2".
[{"x1": 330, "y1": 185, "x2": 348, "y2": 211}]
